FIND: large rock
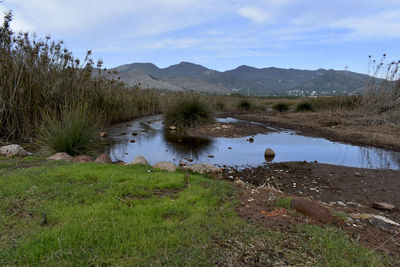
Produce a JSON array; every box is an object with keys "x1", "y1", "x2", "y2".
[
  {"x1": 373, "y1": 202, "x2": 395, "y2": 211},
  {"x1": 74, "y1": 155, "x2": 92, "y2": 163},
  {"x1": 0, "y1": 144, "x2": 31, "y2": 157},
  {"x1": 290, "y1": 198, "x2": 336, "y2": 223},
  {"x1": 126, "y1": 156, "x2": 149, "y2": 166},
  {"x1": 181, "y1": 163, "x2": 222, "y2": 175},
  {"x1": 95, "y1": 153, "x2": 111, "y2": 164},
  {"x1": 153, "y1": 161, "x2": 177, "y2": 172},
  {"x1": 264, "y1": 148, "x2": 275, "y2": 158},
  {"x1": 47, "y1": 152, "x2": 74, "y2": 162}
]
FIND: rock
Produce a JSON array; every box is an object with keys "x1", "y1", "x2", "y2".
[
  {"x1": 290, "y1": 198, "x2": 336, "y2": 223},
  {"x1": 264, "y1": 148, "x2": 275, "y2": 157},
  {"x1": 181, "y1": 163, "x2": 222, "y2": 175},
  {"x1": 47, "y1": 152, "x2": 74, "y2": 162},
  {"x1": 95, "y1": 153, "x2": 111, "y2": 164},
  {"x1": 352, "y1": 214, "x2": 400, "y2": 232},
  {"x1": 132, "y1": 132, "x2": 138, "y2": 136},
  {"x1": 153, "y1": 161, "x2": 177, "y2": 172},
  {"x1": 120, "y1": 132, "x2": 127, "y2": 135},
  {"x1": 99, "y1": 132, "x2": 107, "y2": 137},
  {"x1": 169, "y1": 126, "x2": 177, "y2": 130},
  {"x1": 0, "y1": 144, "x2": 32, "y2": 157},
  {"x1": 126, "y1": 155, "x2": 149, "y2": 166},
  {"x1": 130, "y1": 140, "x2": 136, "y2": 143},
  {"x1": 248, "y1": 137, "x2": 254, "y2": 143},
  {"x1": 74, "y1": 155, "x2": 92, "y2": 163},
  {"x1": 208, "y1": 155, "x2": 214, "y2": 158},
  {"x1": 228, "y1": 147, "x2": 232, "y2": 149},
  {"x1": 373, "y1": 202, "x2": 395, "y2": 211},
  {"x1": 179, "y1": 161, "x2": 186, "y2": 167}
]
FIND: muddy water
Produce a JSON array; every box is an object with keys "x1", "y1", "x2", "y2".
[{"x1": 106, "y1": 115, "x2": 400, "y2": 170}]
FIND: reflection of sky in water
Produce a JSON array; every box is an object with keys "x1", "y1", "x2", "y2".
[{"x1": 106, "y1": 115, "x2": 400, "y2": 170}]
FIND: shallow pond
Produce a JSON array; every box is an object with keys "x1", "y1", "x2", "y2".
[{"x1": 106, "y1": 115, "x2": 400, "y2": 170}]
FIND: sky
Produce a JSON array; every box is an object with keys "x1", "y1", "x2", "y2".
[{"x1": 1, "y1": 0, "x2": 400, "y2": 74}]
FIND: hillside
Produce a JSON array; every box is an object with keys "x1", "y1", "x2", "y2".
[{"x1": 102, "y1": 62, "x2": 372, "y2": 96}]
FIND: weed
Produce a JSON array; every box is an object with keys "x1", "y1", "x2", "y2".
[
  {"x1": 296, "y1": 101, "x2": 314, "y2": 112},
  {"x1": 164, "y1": 96, "x2": 214, "y2": 128},
  {"x1": 238, "y1": 99, "x2": 252, "y2": 111},
  {"x1": 272, "y1": 102, "x2": 290, "y2": 112}
]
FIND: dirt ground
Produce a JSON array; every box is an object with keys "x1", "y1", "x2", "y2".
[{"x1": 196, "y1": 110, "x2": 400, "y2": 260}]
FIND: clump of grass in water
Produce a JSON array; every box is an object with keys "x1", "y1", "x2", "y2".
[
  {"x1": 39, "y1": 106, "x2": 100, "y2": 156},
  {"x1": 164, "y1": 96, "x2": 214, "y2": 129}
]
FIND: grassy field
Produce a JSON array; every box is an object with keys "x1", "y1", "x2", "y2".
[{"x1": 0, "y1": 156, "x2": 391, "y2": 266}]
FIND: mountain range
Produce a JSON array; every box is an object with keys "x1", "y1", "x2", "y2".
[{"x1": 102, "y1": 62, "x2": 371, "y2": 96}]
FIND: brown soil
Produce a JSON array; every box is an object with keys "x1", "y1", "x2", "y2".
[
  {"x1": 187, "y1": 121, "x2": 273, "y2": 138},
  {"x1": 219, "y1": 110, "x2": 400, "y2": 152},
  {"x1": 225, "y1": 162, "x2": 400, "y2": 260}
]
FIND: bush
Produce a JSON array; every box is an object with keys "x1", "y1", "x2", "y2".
[
  {"x1": 215, "y1": 101, "x2": 225, "y2": 110},
  {"x1": 164, "y1": 96, "x2": 214, "y2": 129},
  {"x1": 238, "y1": 99, "x2": 252, "y2": 111},
  {"x1": 296, "y1": 101, "x2": 314, "y2": 112},
  {"x1": 272, "y1": 102, "x2": 289, "y2": 112},
  {"x1": 39, "y1": 106, "x2": 100, "y2": 156}
]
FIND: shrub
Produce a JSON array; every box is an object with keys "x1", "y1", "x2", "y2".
[
  {"x1": 238, "y1": 99, "x2": 252, "y2": 111},
  {"x1": 164, "y1": 96, "x2": 214, "y2": 129},
  {"x1": 39, "y1": 106, "x2": 100, "y2": 156},
  {"x1": 272, "y1": 102, "x2": 289, "y2": 112},
  {"x1": 296, "y1": 101, "x2": 314, "y2": 112},
  {"x1": 215, "y1": 101, "x2": 225, "y2": 110}
]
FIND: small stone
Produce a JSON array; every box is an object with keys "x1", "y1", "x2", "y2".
[
  {"x1": 153, "y1": 161, "x2": 177, "y2": 172},
  {"x1": 132, "y1": 132, "x2": 138, "y2": 136},
  {"x1": 120, "y1": 132, "x2": 127, "y2": 135},
  {"x1": 99, "y1": 132, "x2": 107, "y2": 137},
  {"x1": 179, "y1": 161, "x2": 186, "y2": 167},
  {"x1": 130, "y1": 140, "x2": 136, "y2": 143},
  {"x1": 181, "y1": 163, "x2": 222, "y2": 175},
  {"x1": 208, "y1": 155, "x2": 214, "y2": 158},
  {"x1": 354, "y1": 172, "x2": 361, "y2": 177},
  {"x1": 373, "y1": 202, "x2": 395, "y2": 211},
  {"x1": 228, "y1": 147, "x2": 232, "y2": 149},
  {"x1": 0, "y1": 144, "x2": 32, "y2": 157},
  {"x1": 126, "y1": 155, "x2": 149, "y2": 166},
  {"x1": 95, "y1": 153, "x2": 111, "y2": 164},
  {"x1": 248, "y1": 137, "x2": 254, "y2": 143},
  {"x1": 169, "y1": 126, "x2": 177, "y2": 130},
  {"x1": 74, "y1": 155, "x2": 92, "y2": 163},
  {"x1": 264, "y1": 148, "x2": 275, "y2": 158},
  {"x1": 47, "y1": 152, "x2": 74, "y2": 162}
]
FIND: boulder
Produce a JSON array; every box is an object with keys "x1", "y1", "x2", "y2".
[
  {"x1": 290, "y1": 198, "x2": 336, "y2": 223},
  {"x1": 0, "y1": 144, "x2": 32, "y2": 157},
  {"x1": 153, "y1": 161, "x2": 177, "y2": 172},
  {"x1": 47, "y1": 152, "x2": 74, "y2": 162},
  {"x1": 99, "y1": 132, "x2": 107, "y2": 137},
  {"x1": 181, "y1": 163, "x2": 222, "y2": 175},
  {"x1": 373, "y1": 202, "x2": 395, "y2": 211},
  {"x1": 126, "y1": 155, "x2": 149, "y2": 166},
  {"x1": 95, "y1": 153, "x2": 111, "y2": 164},
  {"x1": 74, "y1": 155, "x2": 92, "y2": 163}
]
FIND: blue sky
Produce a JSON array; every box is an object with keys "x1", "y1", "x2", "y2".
[{"x1": 1, "y1": 0, "x2": 400, "y2": 73}]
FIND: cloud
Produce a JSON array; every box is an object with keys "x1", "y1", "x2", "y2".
[{"x1": 238, "y1": 7, "x2": 271, "y2": 24}]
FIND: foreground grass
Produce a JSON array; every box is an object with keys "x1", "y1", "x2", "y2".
[{"x1": 0, "y1": 158, "x2": 391, "y2": 266}]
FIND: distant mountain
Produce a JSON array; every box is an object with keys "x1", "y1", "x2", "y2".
[{"x1": 101, "y1": 62, "x2": 372, "y2": 96}]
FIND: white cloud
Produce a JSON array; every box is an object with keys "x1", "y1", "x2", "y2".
[{"x1": 238, "y1": 7, "x2": 271, "y2": 24}]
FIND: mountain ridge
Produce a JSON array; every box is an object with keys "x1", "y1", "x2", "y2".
[{"x1": 102, "y1": 62, "x2": 371, "y2": 96}]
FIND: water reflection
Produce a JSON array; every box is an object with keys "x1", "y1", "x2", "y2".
[
  {"x1": 106, "y1": 115, "x2": 400, "y2": 170},
  {"x1": 164, "y1": 130, "x2": 214, "y2": 160}
]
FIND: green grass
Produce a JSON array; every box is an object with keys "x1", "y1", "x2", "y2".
[
  {"x1": 296, "y1": 101, "x2": 315, "y2": 112},
  {"x1": 272, "y1": 102, "x2": 290, "y2": 112},
  {"x1": 164, "y1": 96, "x2": 214, "y2": 129},
  {"x1": 238, "y1": 99, "x2": 252, "y2": 111},
  {"x1": 0, "y1": 159, "x2": 392, "y2": 266}
]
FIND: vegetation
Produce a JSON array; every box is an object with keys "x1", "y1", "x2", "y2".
[
  {"x1": 0, "y1": 12, "x2": 160, "y2": 141},
  {"x1": 164, "y1": 96, "x2": 214, "y2": 128},
  {"x1": 272, "y1": 102, "x2": 290, "y2": 112},
  {"x1": 0, "y1": 158, "x2": 391, "y2": 266},
  {"x1": 238, "y1": 99, "x2": 252, "y2": 111},
  {"x1": 296, "y1": 101, "x2": 314, "y2": 112},
  {"x1": 215, "y1": 101, "x2": 225, "y2": 110},
  {"x1": 38, "y1": 106, "x2": 99, "y2": 156}
]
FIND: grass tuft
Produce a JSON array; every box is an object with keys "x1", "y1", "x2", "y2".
[
  {"x1": 238, "y1": 99, "x2": 252, "y2": 111},
  {"x1": 272, "y1": 102, "x2": 290, "y2": 112},
  {"x1": 39, "y1": 106, "x2": 100, "y2": 156},
  {"x1": 296, "y1": 101, "x2": 314, "y2": 112},
  {"x1": 164, "y1": 96, "x2": 214, "y2": 129}
]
